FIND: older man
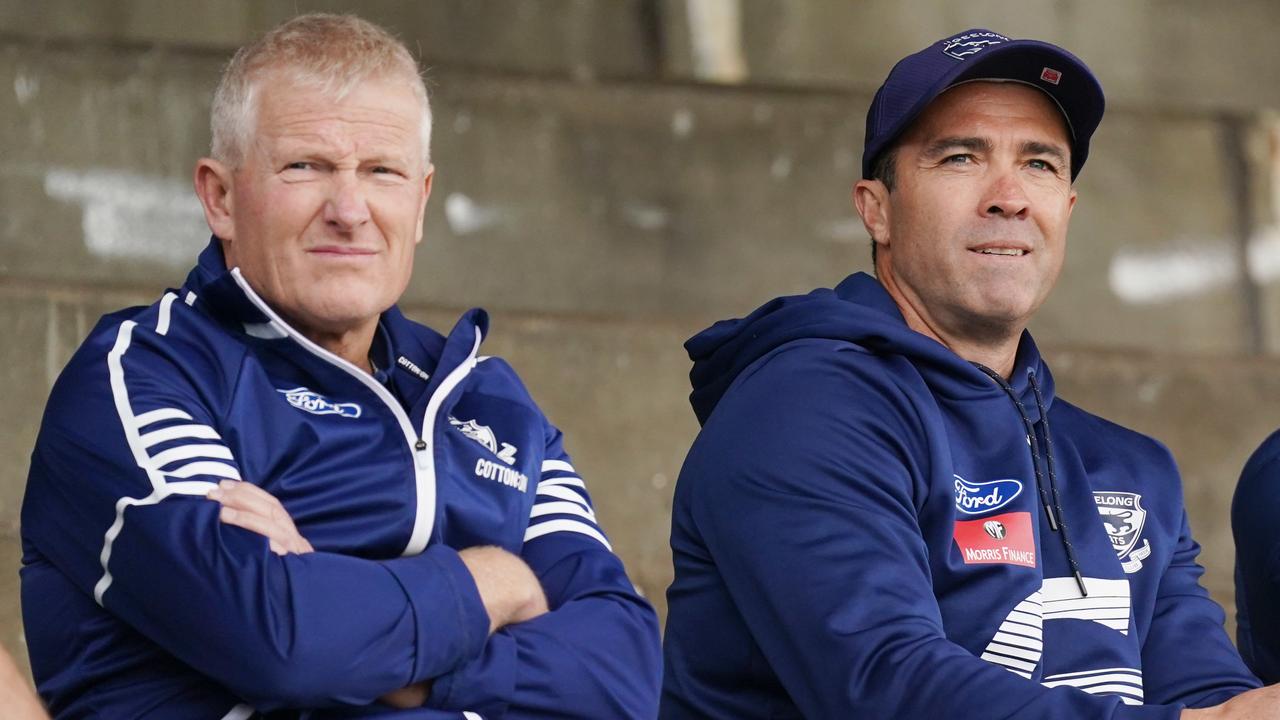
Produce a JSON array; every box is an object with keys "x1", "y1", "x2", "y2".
[
  {"x1": 662, "y1": 29, "x2": 1278, "y2": 719},
  {"x1": 20, "y1": 14, "x2": 660, "y2": 719}
]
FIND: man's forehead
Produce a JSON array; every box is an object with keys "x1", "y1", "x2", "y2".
[
  {"x1": 253, "y1": 76, "x2": 422, "y2": 141},
  {"x1": 901, "y1": 81, "x2": 1071, "y2": 147}
]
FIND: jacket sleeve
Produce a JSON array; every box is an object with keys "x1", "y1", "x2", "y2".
[
  {"x1": 1231, "y1": 430, "x2": 1280, "y2": 684},
  {"x1": 1140, "y1": 509, "x2": 1260, "y2": 706},
  {"x1": 669, "y1": 345, "x2": 1185, "y2": 719},
  {"x1": 22, "y1": 316, "x2": 490, "y2": 711},
  {"x1": 424, "y1": 422, "x2": 662, "y2": 719}
]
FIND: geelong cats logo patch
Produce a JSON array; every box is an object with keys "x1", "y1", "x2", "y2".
[{"x1": 1094, "y1": 491, "x2": 1151, "y2": 573}]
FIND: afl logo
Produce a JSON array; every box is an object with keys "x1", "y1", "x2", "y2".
[
  {"x1": 953, "y1": 475, "x2": 1023, "y2": 516},
  {"x1": 983, "y1": 520, "x2": 1007, "y2": 540}
]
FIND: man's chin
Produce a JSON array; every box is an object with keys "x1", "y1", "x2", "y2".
[{"x1": 954, "y1": 301, "x2": 1037, "y2": 345}]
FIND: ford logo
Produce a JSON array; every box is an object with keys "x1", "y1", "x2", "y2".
[
  {"x1": 953, "y1": 475, "x2": 1023, "y2": 516},
  {"x1": 277, "y1": 387, "x2": 362, "y2": 419}
]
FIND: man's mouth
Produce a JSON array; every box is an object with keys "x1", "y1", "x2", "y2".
[{"x1": 974, "y1": 248, "x2": 1027, "y2": 257}]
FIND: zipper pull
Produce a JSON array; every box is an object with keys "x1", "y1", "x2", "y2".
[{"x1": 414, "y1": 438, "x2": 429, "y2": 469}]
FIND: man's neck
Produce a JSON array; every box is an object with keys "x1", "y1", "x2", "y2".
[
  {"x1": 888, "y1": 293, "x2": 1022, "y2": 379},
  {"x1": 298, "y1": 321, "x2": 378, "y2": 375}
]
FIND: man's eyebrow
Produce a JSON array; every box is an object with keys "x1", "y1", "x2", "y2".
[
  {"x1": 1022, "y1": 140, "x2": 1069, "y2": 166},
  {"x1": 921, "y1": 136, "x2": 992, "y2": 158}
]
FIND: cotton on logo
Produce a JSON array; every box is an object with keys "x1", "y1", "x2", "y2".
[{"x1": 1040, "y1": 67, "x2": 1062, "y2": 85}]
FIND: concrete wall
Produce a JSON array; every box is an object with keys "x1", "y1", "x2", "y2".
[{"x1": 2, "y1": 0, "x2": 1279, "y2": 694}]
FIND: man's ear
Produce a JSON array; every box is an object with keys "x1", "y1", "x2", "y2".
[
  {"x1": 414, "y1": 163, "x2": 434, "y2": 246},
  {"x1": 853, "y1": 178, "x2": 891, "y2": 250},
  {"x1": 194, "y1": 158, "x2": 236, "y2": 241}
]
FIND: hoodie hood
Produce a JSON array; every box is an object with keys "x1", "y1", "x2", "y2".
[{"x1": 686, "y1": 272, "x2": 1054, "y2": 425}]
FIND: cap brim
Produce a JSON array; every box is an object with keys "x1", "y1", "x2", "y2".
[{"x1": 865, "y1": 39, "x2": 1105, "y2": 180}]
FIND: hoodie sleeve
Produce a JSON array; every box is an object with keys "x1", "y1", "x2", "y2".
[
  {"x1": 1140, "y1": 508, "x2": 1260, "y2": 706},
  {"x1": 671, "y1": 343, "x2": 1183, "y2": 719},
  {"x1": 424, "y1": 422, "x2": 663, "y2": 719},
  {"x1": 1232, "y1": 430, "x2": 1280, "y2": 684},
  {"x1": 21, "y1": 315, "x2": 489, "y2": 712}
]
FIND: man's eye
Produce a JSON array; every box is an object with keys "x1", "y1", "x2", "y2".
[
  {"x1": 943, "y1": 154, "x2": 974, "y2": 165},
  {"x1": 1028, "y1": 158, "x2": 1057, "y2": 173},
  {"x1": 284, "y1": 162, "x2": 313, "y2": 171}
]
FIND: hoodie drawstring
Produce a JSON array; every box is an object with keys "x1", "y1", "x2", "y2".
[{"x1": 973, "y1": 363, "x2": 1088, "y2": 597}]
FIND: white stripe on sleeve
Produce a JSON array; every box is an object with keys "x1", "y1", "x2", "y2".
[
  {"x1": 541, "y1": 459, "x2": 575, "y2": 474},
  {"x1": 165, "y1": 461, "x2": 242, "y2": 481},
  {"x1": 133, "y1": 408, "x2": 194, "y2": 428},
  {"x1": 530, "y1": 500, "x2": 598, "y2": 523},
  {"x1": 535, "y1": 484, "x2": 591, "y2": 509},
  {"x1": 148, "y1": 443, "x2": 235, "y2": 468},
  {"x1": 537, "y1": 475, "x2": 586, "y2": 489},
  {"x1": 139, "y1": 424, "x2": 222, "y2": 448},
  {"x1": 524, "y1": 519, "x2": 612, "y2": 551}
]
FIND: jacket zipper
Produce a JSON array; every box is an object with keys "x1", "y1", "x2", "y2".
[
  {"x1": 229, "y1": 269, "x2": 454, "y2": 557},
  {"x1": 403, "y1": 328, "x2": 483, "y2": 556}
]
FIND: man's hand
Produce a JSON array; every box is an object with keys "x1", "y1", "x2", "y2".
[
  {"x1": 380, "y1": 682, "x2": 430, "y2": 708},
  {"x1": 1183, "y1": 685, "x2": 1280, "y2": 719},
  {"x1": 207, "y1": 480, "x2": 313, "y2": 555},
  {"x1": 209, "y1": 481, "x2": 433, "y2": 708},
  {"x1": 0, "y1": 645, "x2": 48, "y2": 720},
  {"x1": 459, "y1": 546, "x2": 550, "y2": 635}
]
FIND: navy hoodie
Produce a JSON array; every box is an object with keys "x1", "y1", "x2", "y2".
[
  {"x1": 661, "y1": 272, "x2": 1257, "y2": 719},
  {"x1": 1232, "y1": 429, "x2": 1280, "y2": 683}
]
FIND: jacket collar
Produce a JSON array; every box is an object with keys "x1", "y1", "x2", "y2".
[{"x1": 181, "y1": 237, "x2": 489, "y2": 398}]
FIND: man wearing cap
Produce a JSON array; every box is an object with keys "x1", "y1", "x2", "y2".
[{"x1": 661, "y1": 29, "x2": 1276, "y2": 719}]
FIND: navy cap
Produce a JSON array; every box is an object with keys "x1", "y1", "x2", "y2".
[{"x1": 863, "y1": 29, "x2": 1105, "y2": 181}]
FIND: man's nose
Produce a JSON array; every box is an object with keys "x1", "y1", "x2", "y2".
[
  {"x1": 980, "y1": 169, "x2": 1031, "y2": 219},
  {"x1": 324, "y1": 174, "x2": 371, "y2": 230}
]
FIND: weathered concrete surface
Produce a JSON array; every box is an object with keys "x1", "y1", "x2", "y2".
[
  {"x1": 422, "y1": 73, "x2": 868, "y2": 321},
  {"x1": 1036, "y1": 110, "x2": 1255, "y2": 353},
  {"x1": 3, "y1": 42, "x2": 1267, "y2": 355},
  {"x1": 0, "y1": 536, "x2": 27, "y2": 681},
  {"x1": 0, "y1": 0, "x2": 657, "y2": 80},
  {"x1": 8, "y1": 0, "x2": 1280, "y2": 116},
  {"x1": 664, "y1": 0, "x2": 1280, "y2": 114},
  {"x1": 1, "y1": 45, "x2": 867, "y2": 318}
]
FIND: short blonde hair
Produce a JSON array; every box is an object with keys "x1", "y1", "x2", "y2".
[{"x1": 210, "y1": 13, "x2": 431, "y2": 168}]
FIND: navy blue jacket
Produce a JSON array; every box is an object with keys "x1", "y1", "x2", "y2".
[
  {"x1": 21, "y1": 240, "x2": 661, "y2": 719},
  {"x1": 1233, "y1": 429, "x2": 1280, "y2": 683},
  {"x1": 661, "y1": 272, "x2": 1257, "y2": 718}
]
